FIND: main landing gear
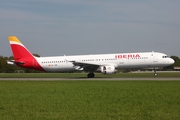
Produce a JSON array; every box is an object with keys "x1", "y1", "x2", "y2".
[
  {"x1": 87, "y1": 72, "x2": 95, "y2": 78},
  {"x1": 154, "y1": 68, "x2": 158, "y2": 76}
]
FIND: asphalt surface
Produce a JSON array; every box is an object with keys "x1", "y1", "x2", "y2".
[{"x1": 0, "y1": 77, "x2": 180, "y2": 81}]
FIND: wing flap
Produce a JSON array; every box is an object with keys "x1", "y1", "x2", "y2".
[{"x1": 70, "y1": 61, "x2": 100, "y2": 72}]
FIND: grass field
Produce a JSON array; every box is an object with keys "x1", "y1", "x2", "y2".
[{"x1": 0, "y1": 80, "x2": 180, "y2": 120}]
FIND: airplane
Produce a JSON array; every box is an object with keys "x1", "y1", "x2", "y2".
[{"x1": 7, "y1": 36, "x2": 174, "y2": 78}]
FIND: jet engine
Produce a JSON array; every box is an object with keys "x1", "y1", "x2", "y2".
[{"x1": 100, "y1": 66, "x2": 116, "y2": 74}]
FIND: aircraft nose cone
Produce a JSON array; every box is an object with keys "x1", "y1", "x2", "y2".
[{"x1": 170, "y1": 58, "x2": 175, "y2": 64}]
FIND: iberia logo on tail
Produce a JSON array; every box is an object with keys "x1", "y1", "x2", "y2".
[{"x1": 8, "y1": 36, "x2": 45, "y2": 71}]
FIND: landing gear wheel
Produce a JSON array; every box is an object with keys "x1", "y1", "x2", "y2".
[
  {"x1": 154, "y1": 68, "x2": 158, "y2": 77},
  {"x1": 154, "y1": 73, "x2": 158, "y2": 76},
  {"x1": 87, "y1": 72, "x2": 95, "y2": 78}
]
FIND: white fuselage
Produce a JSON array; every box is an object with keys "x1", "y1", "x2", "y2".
[{"x1": 36, "y1": 52, "x2": 174, "y2": 72}]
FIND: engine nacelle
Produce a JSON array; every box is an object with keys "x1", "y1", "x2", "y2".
[{"x1": 100, "y1": 66, "x2": 116, "y2": 74}]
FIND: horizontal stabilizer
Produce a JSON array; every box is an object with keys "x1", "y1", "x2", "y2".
[
  {"x1": 7, "y1": 60, "x2": 25, "y2": 65},
  {"x1": 7, "y1": 61, "x2": 15, "y2": 65}
]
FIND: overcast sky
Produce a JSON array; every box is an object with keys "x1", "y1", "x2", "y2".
[{"x1": 0, "y1": 0, "x2": 180, "y2": 57}]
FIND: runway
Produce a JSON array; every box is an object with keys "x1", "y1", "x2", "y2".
[{"x1": 0, "y1": 77, "x2": 180, "y2": 81}]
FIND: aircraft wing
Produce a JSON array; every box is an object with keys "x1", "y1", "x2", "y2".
[{"x1": 70, "y1": 61, "x2": 100, "y2": 72}]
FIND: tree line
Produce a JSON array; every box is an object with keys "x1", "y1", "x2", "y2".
[{"x1": 0, "y1": 55, "x2": 180, "y2": 73}]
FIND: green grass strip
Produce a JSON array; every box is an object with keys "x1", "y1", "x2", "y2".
[{"x1": 0, "y1": 81, "x2": 180, "y2": 120}]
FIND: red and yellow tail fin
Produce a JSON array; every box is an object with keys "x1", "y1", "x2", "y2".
[
  {"x1": 8, "y1": 36, "x2": 45, "y2": 71},
  {"x1": 8, "y1": 36, "x2": 34, "y2": 60}
]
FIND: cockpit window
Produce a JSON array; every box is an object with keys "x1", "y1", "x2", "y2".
[{"x1": 162, "y1": 56, "x2": 169, "y2": 58}]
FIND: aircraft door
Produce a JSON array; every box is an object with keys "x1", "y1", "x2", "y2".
[
  {"x1": 152, "y1": 53, "x2": 158, "y2": 63},
  {"x1": 119, "y1": 58, "x2": 124, "y2": 64}
]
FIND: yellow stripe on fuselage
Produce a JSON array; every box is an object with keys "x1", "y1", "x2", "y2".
[{"x1": 8, "y1": 36, "x2": 22, "y2": 44}]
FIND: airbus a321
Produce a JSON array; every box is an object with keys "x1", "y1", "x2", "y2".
[{"x1": 7, "y1": 36, "x2": 174, "y2": 78}]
